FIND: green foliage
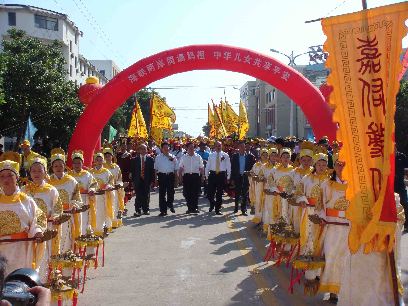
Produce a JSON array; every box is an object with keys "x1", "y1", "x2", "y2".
[
  {"x1": 396, "y1": 79, "x2": 408, "y2": 154},
  {"x1": 202, "y1": 122, "x2": 210, "y2": 137},
  {"x1": 0, "y1": 29, "x2": 83, "y2": 150}
]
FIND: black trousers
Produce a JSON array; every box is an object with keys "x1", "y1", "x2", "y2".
[
  {"x1": 234, "y1": 175, "x2": 249, "y2": 212},
  {"x1": 207, "y1": 171, "x2": 226, "y2": 212},
  {"x1": 183, "y1": 173, "x2": 200, "y2": 211},
  {"x1": 158, "y1": 173, "x2": 175, "y2": 213},
  {"x1": 134, "y1": 179, "x2": 151, "y2": 213}
]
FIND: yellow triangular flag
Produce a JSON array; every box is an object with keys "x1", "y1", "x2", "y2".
[{"x1": 238, "y1": 100, "x2": 249, "y2": 140}]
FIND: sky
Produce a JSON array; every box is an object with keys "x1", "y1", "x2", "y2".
[{"x1": 4, "y1": 0, "x2": 407, "y2": 136}]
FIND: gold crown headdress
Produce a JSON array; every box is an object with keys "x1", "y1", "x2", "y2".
[
  {"x1": 71, "y1": 150, "x2": 84, "y2": 161},
  {"x1": 0, "y1": 160, "x2": 20, "y2": 175},
  {"x1": 28, "y1": 156, "x2": 47, "y2": 170},
  {"x1": 50, "y1": 148, "x2": 66, "y2": 164},
  {"x1": 299, "y1": 141, "x2": 315, "y2": 158},
  {"x1": 280, "y1": 147, "x2": 292, "y2": 156}
]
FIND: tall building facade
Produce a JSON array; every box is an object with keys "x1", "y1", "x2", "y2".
[
  {"x1": 0, "y1": 4, "x2": 110, "y2": 85},
  {"x1": 240, "y1": 63, "x2": 329, "y2": 139}
]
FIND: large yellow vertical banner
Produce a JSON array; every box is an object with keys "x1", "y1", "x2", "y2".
[{"x1": 322, "y1": 2, "x2": 408, "y2": 253}]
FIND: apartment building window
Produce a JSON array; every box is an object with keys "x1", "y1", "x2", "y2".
[
  {"x1": 8, "y1": 12, "x2": 16, "y2": 26},
  {"x1": 69, "y1": 65, "x2": 73, "y2": 77},
  {"x1": 69, "y1": 41, "x2": 72, "y2": 52},
  {"x1": 100, "y1": 70, "x2": 105, "y2": 76},
  {"x1": 34, "y1": 14, "x2": 58, "y2": 31},
  {"x1": 272, "y1": 89, "x2": 276, "y2": 100},
  {"x1": 75, "y1": 56, "x2": 78, "y2": 68},
  {"x1": 75, "y1": 33, "x2": 78, "y2": 44}
]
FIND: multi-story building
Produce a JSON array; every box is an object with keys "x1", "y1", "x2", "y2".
[
  {"x1": 240, "y1": 63, "x2": 329, "y2": 139},
  {"x1": 0, "y1": 4, "x2": 108, "y2": 86},
  {"x1": 90, "y1": 60, "x2": 121, "y2": 81}
]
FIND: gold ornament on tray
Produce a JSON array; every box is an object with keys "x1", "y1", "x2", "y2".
[
  {"x1": 50, "y1": 250, "x2": 84, "y2": 269},
  {"x1": 75, "y1": 226, "x2": 103, "y2": 248}
]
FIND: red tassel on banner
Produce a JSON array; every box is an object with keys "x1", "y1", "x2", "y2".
[{"x1": 73, "y1": 291, "x2": 78, "y2": 306}]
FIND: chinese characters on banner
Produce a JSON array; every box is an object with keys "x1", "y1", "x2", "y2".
[{"x1": 322, "y1": 2, "x2": 408, "y2": 253}]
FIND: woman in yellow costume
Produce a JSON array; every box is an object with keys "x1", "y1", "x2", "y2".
[
  {"x1": 249, "y1": 149, "x2": 269, "y2": 224},
  {"x1": 296, "y1": 150, "x2": 329, "y2": 295},
  {"x1": 270, "y1": 147, "x2": 295, "y2": 224},
  {"x1": 0, "y1": 159, "x2": 43, "y2": 275},
  {"x1": 22, "y1": 157, "x2": 62, "y2": 282},
  {"x1": 262, "y1": 147, "x2": 279, "y2": 234},
  {"x1": 69, "y1": 150, "x2": 97, "y2": 235},
  {"x1": 291, "y1": 142, "x2": 314, "y2": 234},
  {"x1": 317, "y1": 153, "x2": 348, "y2": 302},
  {"x1": 48, "y1": 149, "x2": 82, "y2": 254},
  {"x1": 90, "y1": 151, "x2": 114, "y2": 235},
  {"x1": 103, "y1": 146, "x2": 124, "y2": 229}
]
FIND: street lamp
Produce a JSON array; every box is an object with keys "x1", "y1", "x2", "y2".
[{"x1": 269, "y1": 48, "x2": 310, "y2": 137}]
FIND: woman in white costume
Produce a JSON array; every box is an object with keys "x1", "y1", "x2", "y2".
[
  {"x1": 90, "y1": 152, "x2": 114, "y2": 236},
  {"x1": 48, "y1": 149, "x2": 82, "y2": 254},
  {"x1": 0, "y1": 160, "x2": 43, "y2": 275},
  {"x1": 318, "y1": 154, "x2": 348, "y2": 302},
  {"x1": 103, "y1": 147, "x2": 124, "y2": 229},
  {"x1": 69, "y1": 150, "x2": 97, "y2": 235},
  {"x1": 262, "y1": 147, "x2": 279, "y2": 234},
  {"x1": 250, "y1": 149, "x2": 269, "y2": 225},
  {"x1": 22, "y1": 157, "x2": 62, "y2": 282}
]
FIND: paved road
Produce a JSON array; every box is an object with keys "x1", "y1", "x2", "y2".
[{"x1": 79, "y1": 188, "x2": 408, "y2": 306}]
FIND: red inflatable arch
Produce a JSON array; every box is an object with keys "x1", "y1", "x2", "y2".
[{"x1": 69, "y1": 44, "x2": 336, "y2": 166}]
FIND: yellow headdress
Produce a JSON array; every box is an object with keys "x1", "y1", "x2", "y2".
[
  {"x1": 103, "y1": 145, "x2": 114, "y2": 156},
  {"x1": 20, "y1": 139, "x2": 31, "y2": 148},
  {"x1": 93, "y1": 150, "x2": 105, "y2": 161},
  {"x1": 260, "y1": 148, "x2": 269, "y2": 156},
  {"x1": 50, "y1": 148, "x2": 66, "y2": 164},
  {"x1": 28, "y1": 156, "x2": 47, "y2": 170},
  {"x1": 299, "y1": 141, "x2": 315, "y2": 158},
  {"x1": 268, "y1": 144, "x2": 279, "y2": 155},
  {"x1": 71, "y1": 150, "x2": 84, "y2": 161},
  {"x1": 313, "y1": 152, "x2": 329, "y2": 164},
  {"x1": 0, "y1": 151, "x2": 21, "y2": 164},
  {"x1": 280, "y1": 147, "x2": 292, "y2": 156},
  {"x1": 0, "y1": 160, "x2": 20, "y2": 175}
]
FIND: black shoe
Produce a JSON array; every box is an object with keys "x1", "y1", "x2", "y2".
[
  {"x1": 170, "y1": 207, "x2": 175, "y2": 213},
  {"x1": 233, "y1": 208, "x2": 239, "y2": 213},
  {"x1": 241, "y1": 212, "x2": 248, "y2": 216},
  {"x1": 192, "y1": 209, "x2": 199, "y2": 214},
  {"x1": 158, "y1": 212, "x2": 167, "y2": 217},
  {"x1": 143, "y1": 211, "x2": 150, "y2": 215},
  {"x1": 133, "y1": 212, "x2": 141, "y2": 217},
  {"x1": 215, "y1": 211, "x2": 223, "y2": 215},
  {"x1": 209, "y1": 206, "x2": 214, "y2": 212},
  {"x1": 185, "y1": 210, "x2": 191, "y2": 214}
]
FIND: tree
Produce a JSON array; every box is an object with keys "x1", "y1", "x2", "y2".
[
  {"x1": 202, "y1": 122, "x2": 210, "y2": 137},
  {"x1": 0, "y1": 29, "x2": 83, "y2": 150},
  {"x1": 396, "y1": 79, "x2": 408, "y2": 154},
  {"x1": 102, "y1": 88, "x2": 166, "y2": 140}
]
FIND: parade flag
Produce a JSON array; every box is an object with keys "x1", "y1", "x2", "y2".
[
  {"x1": 208, "y1": 103, "x2": 216, "y2": 138},
  {"x1": 108, "y1": 125, "x2": 117, "y2": 143},
  {"x1": 224, "y1": 102, "x2": 239, "y2": 135},
  {"x1": 128, "y1": 101, "x2": 148, "y2": 139},
  {"x1": 212, "y1": 101, "x2": 227, "y2": 138},
  {"x1": 322, "y1": 2, "x2": 408, "y2": 253},
  {"x1": 150, "y1": 94, "x2": 176, "y2": 130},
  {"x1": 24, "y1": 115, "x2": 37, "y2": 146},
  {"x1": 238, "y1": 100, "x2": 249, "y2": 140},
  {"x1": 150, "y1": 127, "x2": 163, "y2": 145},
  {"x1": 219, "y1": 99, "x2": 227, "y2": 123}
]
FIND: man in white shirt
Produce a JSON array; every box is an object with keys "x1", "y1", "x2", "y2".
[
  {"x1": 154, "y1": 142, "x2": 178, "y2": 216},
  {"x1": 205, "y1": 141, "x2": 231, "y2": 215},
  {"x1": 179, "y1": 142, "x2": 204, "y2": 214}
]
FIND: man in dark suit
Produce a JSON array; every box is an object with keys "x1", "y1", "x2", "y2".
[
  {"x1": 230, "y1": 141, "x2": 255, "y2": 215},
  {"x1": 130, "y1": 143, "x2": 155, "y2": 217}
]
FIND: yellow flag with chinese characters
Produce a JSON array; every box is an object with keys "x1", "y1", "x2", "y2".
[
  {"x1": 150, "y1": 127, "x2": 163, "y2": 145},
  {"x1": 238, "y1": 100, "x2": 249, "y2": 140},
  {"x1": 150, "y1": 94, "x2": 176, "y2": 130},
  {"x1": 322, "y1": 2, "x2": 408, "y2": 253},
  {"x1": 212, "y1": 102, "x2": 227, "y2": 138},
  {"x1": 127, "y1": 101, "x2": 148, "y2": 139},
  {"x1": 208, "y1": 103, "x2": 216, "y2": 138},
  {"x1": 224, "y1": 102, "x2": 239, "y2": 135}
]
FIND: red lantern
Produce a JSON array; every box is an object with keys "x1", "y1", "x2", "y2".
[{"x1": 78, "y1": 76, "x2": 103, "y2": 105}]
